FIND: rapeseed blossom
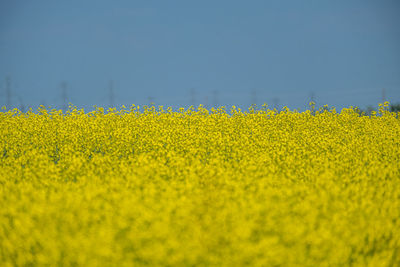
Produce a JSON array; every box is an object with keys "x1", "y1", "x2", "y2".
[{"x1": 0, "y1": 103, "x2": 399, "y2": 266}]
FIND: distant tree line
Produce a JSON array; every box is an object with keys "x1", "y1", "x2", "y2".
[
  {"x1": 355, "y1": 103, "x2": 400, "y2": 116},
  {"x1": 390, "y1": 103, "x2": 400, "y2": 112}
]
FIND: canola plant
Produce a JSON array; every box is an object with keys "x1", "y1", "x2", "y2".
[{"x1": 0, "y1": 103, "x2": 399, "y2": 266}]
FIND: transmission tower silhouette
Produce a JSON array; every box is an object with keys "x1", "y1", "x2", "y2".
[
  {"x1": 212, "y1": 90, "x2": 219, "y2": 108},
  {"x1": 251, "y1": 89, "x2": 257, "y2": 106},
  {"x1": 382, "y1": 88, "x2": 386, "y2": 103},
  {"x1": 148, "y1": 96, "x2": 155, "y2": 106},
  {"x1": 5, "y1": 76, "x2": 12, "y2": 109},
  {"x1": 109, "y1": 80, "x2": 115, "y2": 108},
  {"x1": 272, "y1": 97, "x2": 280, "y2": 110},
  {"x1": 190, "y1": 88, "x2": 196, "y2": 107},
  {"x1": 60, "y1": 81, "x2": 68, "y2": 112}
]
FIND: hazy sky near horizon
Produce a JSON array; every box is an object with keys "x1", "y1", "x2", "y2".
[{"x1": 1, "y1": 0, "x2": 399, "y2": 110}]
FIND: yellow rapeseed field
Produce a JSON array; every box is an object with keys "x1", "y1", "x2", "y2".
[{"x1": 1, "y1": 103, "x2": 399, "y2": 266}]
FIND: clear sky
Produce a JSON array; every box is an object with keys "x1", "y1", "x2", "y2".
[{"x1": 1, "y1": 0, "x2": 399, "y2": 111}]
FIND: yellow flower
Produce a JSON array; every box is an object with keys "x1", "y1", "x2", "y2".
[{"x1": 0, "y1": 104, "x2": 399, "y2": 266}]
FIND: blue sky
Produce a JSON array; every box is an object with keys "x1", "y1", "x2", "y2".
[{"x1": 1, "y1": 0, "x2": 399, "y2": 111}]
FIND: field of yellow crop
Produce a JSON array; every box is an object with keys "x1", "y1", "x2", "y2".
[{"x1": 0, "y1": 103, "x2": 399, "y2": 266}]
